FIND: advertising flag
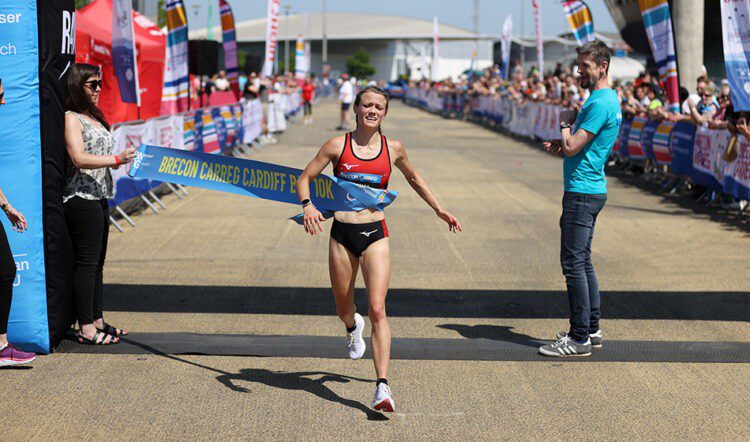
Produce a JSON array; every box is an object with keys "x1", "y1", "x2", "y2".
[
  {"x1": 637, "y1": 0, "x2": 680, "y2": 113},
  {"x1": 720, "y1": 0, "x2": 750, "y2": 111},
  {"x1": 295, "y1": 35, "x2": 307, "y2": 80},
  {"x1": 532, "y1": 0, "x2": 544, "y2": 80},
  {"x1": 432, "y1": 16, "x2": 440, "y2": 82},
  {"x1": 161, "y1": 0, "x2": 190, "y2": 114},
  {"x1": 112, "y1": 0, "x2": 140, "y2": 105},
  {"x1": 562, "y1": 1, "x2": 595, "y2": 45},
  {"x1": 501, "y1": 14, "x2": 513, "y2": 80},
  {"x1": 262, "y1": 0, "x2": 281, "y2": 78},
  {"x1": 219, "y1": 0, "x2": 239, "y2": 99}
]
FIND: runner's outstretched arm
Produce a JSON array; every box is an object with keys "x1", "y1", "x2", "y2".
[{"x1": 391, "y1": 140, "x2": 462, "y2": 233}]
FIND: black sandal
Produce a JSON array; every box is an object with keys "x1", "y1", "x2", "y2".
[
  {"x1": 99, "y1": 322, "x2": 127, "y2": 337},
  {"x1": 77, "y1": 330, "x2": 119, "y2": 345}
]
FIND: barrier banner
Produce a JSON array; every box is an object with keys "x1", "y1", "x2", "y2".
[
  {"x1": 129, "y1": 145, "x2": 398, "y2": 218},
  {"x1": 627, "y1": 117, "x2": 648, "y2": 160},
  {"x1": 111, "y1": 122, "x2": 158, "y2": 206},
  {"x1": 640, "y1": 119, "x2": 661, "y2": 161},
  {"x1": 150, "y1": 115, "x2": 185, "y2": 150},
  {"x1": 201, "y1": 110, "x2": 220, "y2": 153},
  {"x1": 692, "y1": 127, "x2": 728, "y2": 190},
  {"x1": 724, "y1": 136, "x2": 750, "y2": 200},
  {"x1": 183, "y1": 110, "x2": 196, "y2": 151},
  {"x1": 615, "y1": 117, "x2": 632, "y2": 158},
  {"x1": 669, "y1": 121, "x2": 696, "y2": 176},
  {"x1": 651, "y1": 120, "x2": 674, "y2": 165},
  {"x1": 242, "y1": 99, "x2": 263, "y2": 144},
  {"x1": 211, "y1": 107, "x2": 229, "y2": 153}
]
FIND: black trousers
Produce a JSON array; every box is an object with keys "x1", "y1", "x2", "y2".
[
  {"x1": 64, "y1": 197, "x2": 109, "y2": 325},
  {"x1": 0, "y1": 221, "x2": 17, "y2": 335}
]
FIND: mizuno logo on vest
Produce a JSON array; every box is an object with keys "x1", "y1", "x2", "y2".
[
  {"x1": 360, "y1": 229, "x2": 378, "y2": 237},
  {"x1": 341, "y1": 163, "x2": 359, "y2": 170}
]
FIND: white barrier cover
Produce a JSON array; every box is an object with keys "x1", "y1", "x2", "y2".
[
  {"x1": 693, "y1": 127, "x2": 730, "y2": 183},
  {"x1": 243, "y1": 99, "x2": 264, "y2": 144},
  {"x1": 149, "y1": 114, "x2": 185, "y2": 151}
]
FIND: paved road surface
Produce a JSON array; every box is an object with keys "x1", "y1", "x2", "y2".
[{"x1": 3, "y1": 100, "x2": 748, "y2": 440}]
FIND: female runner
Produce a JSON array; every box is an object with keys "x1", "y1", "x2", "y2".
[{"x1": 296, "y1": 86, "x2": 462, "y2": 412}]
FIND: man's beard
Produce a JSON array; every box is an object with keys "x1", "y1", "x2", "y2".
[{"x1": 582, "y1": 74, "x2": 597, "y2": 90}]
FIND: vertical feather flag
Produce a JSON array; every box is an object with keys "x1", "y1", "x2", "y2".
[
  {"x1": 161, "y1": 0, "x2": 190, "y2": 114},
  {"x1": 532, "y1": 0, "x2": 544, "y2": 80},
  {"x1": 638, "y1": 0, "x2": 680, "y2": 113},
  {"x1": 219, "y1": 0, "x2": 240, "y2": 99},
  {"x1": 432, "y1": 16, "x2": 440, "y2": 82},
  {"x1": 501, "y1": 14, "x2": 512, "y2": 80},
  {"x1": 562, "y1": 1, "x2": 595, "y2": 45},
  {"x1": 262, "y1": 0, "x2": 281, "y2": 78}
]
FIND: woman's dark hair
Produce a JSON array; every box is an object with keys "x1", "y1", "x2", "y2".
[
  {"x1": 66, "y1": 63, "x2": 109, "y2": 130},
  {"x1": 353, "y1": 86, "x2": 390, "y2": 133}
]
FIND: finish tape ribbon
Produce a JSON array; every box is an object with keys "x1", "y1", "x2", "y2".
[{"x1": 128, "y1": 144, "x2": 398, "y2": 223}]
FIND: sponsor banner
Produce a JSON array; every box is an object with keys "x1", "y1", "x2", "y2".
[
  {"x1": 692, "y1": 127, "x2": 729, "y2": 190},
  {"x1": 150, "y1": 114, "x2": 185, "y2": 151},
  {"x1": 161, "y1": 0, "x2": 190, "y2": 114},
  {"x1": 724, "y1": 136, "x2": 750, "y2": 200},
  {"x1": 111, "y1": 122, "x2": 158, "y2": 206},
  {"x1": 219, "y1": 0, "x2": 239, "y2": 99},
  {"x1": 112, "y1": 0, "x2": 140, "y2": 105},
  {"x1": 669, "y1": 120, "x2": 696, "y2": 176},
  {"x1": 627, "y1": 116, "x2": 648, "y2": 160},
  {"x1": 615, "y1": 117, "x2": 632, "y2": 158},
  {"x1": 563, "y1": 1, "x2": 595, "y2": 45},
  {"x1": 129, "y1": 145, "x2": 398, "y2": 219},
  {"x1": 652, "y1": 120, "x2": 674, "y2": 165},
  {"x1": 0, "y1": 0, "x2": 54, "y2": 352},
  {"x1": 640, "y1": 119, "x2": 661, "y2": 161},
  {"x1": 637, "y1": 0, "x2": 680, "y2": 113},
  {"x1": 242, "y1": 99, "x2": 263, "y2": 144},
  {"x1": 501, "y1": 14, "x2": 512, "y2": 80},
  {"x1": 719, "y1": 0, "x2": 750, "y2": 111},
  {"x1": 262, "y1": 0, "x2": 280, "y2": 78}
]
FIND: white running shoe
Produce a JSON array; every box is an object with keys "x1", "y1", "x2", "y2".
[
  {"x1": 346, "y1": 313, "x2": 366, "y2": 360},
  {"x1": 372, "y1": 383, "x2": 395, "y2": 412}
]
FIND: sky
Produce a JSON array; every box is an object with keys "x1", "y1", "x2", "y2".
[{"x1": 184, "y1": 0, "x2": 618, "y2": 38}]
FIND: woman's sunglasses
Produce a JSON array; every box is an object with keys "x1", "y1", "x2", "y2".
[{"x1": 85, "y1": 80, "x2": 102, "y2": 90}]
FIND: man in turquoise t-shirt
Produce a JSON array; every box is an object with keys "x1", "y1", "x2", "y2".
[{"x1": 541, "y1": 40, "x2": 622, "y2": 358}]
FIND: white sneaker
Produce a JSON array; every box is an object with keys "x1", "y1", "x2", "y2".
[
  {"x1": 371, "y1": 383, "x2": 395, "y2": 412},
  {"x1": 346, "y1": 313, "x2": 366, "y2": 359}
]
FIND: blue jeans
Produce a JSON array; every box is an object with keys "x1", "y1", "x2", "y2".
[{"x1": 560, "y1": 192, "x2": 607, "y2": 342}]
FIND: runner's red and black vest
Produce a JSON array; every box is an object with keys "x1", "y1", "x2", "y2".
[{"x1": 334, "y1": 132, "x2": 392, "y2": 189}]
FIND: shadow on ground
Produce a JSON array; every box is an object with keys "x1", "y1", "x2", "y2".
[
  {"x1": 125, "y1": 339, "x2": 389, "y2": 421},
  {"x1": 104, "y1": 285, "x2": 750, "y2": 321},
  {"x1": 437, "y1": 324, "x2": 542, "y2": 348}
]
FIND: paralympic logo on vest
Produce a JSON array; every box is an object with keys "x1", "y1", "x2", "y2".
[{"x1": 129, "y1": 144, "x2": 398, "y2": 222}]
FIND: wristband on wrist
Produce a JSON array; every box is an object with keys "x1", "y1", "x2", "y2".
[
  {"x1": 114, "y1": 155, "x2": 121, "y2": 167},
  {"x1": 560, "y1": 122, "x2": 572, "y2": 130},
  {"x1": 0, "y1": 202, "x2": 8, "y2": 212},
  {"x1": 300, "y1": 199, "x2": 311, "y2": 208}
]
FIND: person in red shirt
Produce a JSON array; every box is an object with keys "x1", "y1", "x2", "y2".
[{"x1": 302, "y1": 75, "x2": 316, "y2": 125}]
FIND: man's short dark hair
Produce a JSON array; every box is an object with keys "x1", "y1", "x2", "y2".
[{"x1": 575, "y1": 40, "x2": 612, "y2": 73}]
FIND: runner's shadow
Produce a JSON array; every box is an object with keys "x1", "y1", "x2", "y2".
[
  {"x1": 123, "y1": 338, "x2": 388, "y2": 421},
  {"x1": 437, "y1": 324, "x2": 543, "y2": 349},
  {"x1": 217, "y1": 369, "x2": 388, "y2": 421}
]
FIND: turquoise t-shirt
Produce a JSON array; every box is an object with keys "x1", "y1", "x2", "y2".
[{"x1": 563, "y1": 88, "x2": 622, "y2": 194}]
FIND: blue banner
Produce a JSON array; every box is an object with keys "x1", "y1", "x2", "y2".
[
  {"x1": 617, "y1": 118, "x2": 632, "y2": 158},
  {"x1": 112, "y1": 0, "x2": 140, "y2": 104},
  {"x1": 129, "y1": 145, "x2": 398, "y2": 219},
  {"x1": 211, "y1": 107, "x2": 229, "y2": 152},
  {"x1": 669, "y1": 121, "x2": 696, "y2": 177},
  {"x1": 640, "y1": 119, "x2": 660, "y2": 161},
  {"x1": 0, "y1": 0, "x2": 49, "y2": 352}
]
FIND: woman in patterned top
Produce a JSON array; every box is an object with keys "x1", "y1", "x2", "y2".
[{"x1": 64, "y1": 64, "x2": 136, "y2": 345}]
